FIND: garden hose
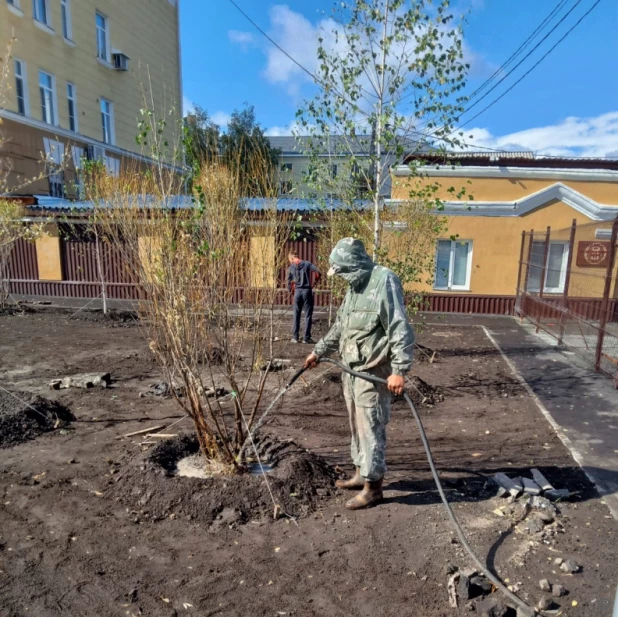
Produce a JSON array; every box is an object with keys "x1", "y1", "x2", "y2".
[{"x1": 285, "y1": 358, "x2": 537, "y2": 616}]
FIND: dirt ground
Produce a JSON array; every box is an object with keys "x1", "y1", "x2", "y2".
[{"x1": 0, "y1": 309, "x2": 616, "y2": 617}]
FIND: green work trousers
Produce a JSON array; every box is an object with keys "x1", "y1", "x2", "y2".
[{"x1": 342, "y1": 364, "x2": 391, "y2": 481}]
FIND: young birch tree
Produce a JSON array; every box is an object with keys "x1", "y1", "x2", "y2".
[{"x1": 297, "y1": 0, "x2": 473, "y2": 296}]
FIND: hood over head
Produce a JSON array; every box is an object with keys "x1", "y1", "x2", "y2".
[{"x1": 327, "y1": 238, "x2": 374, "y2": 289}]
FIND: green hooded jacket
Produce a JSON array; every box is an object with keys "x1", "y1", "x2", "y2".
[{"x1": 314, "y1": 238, "x2": 415, "y2": 375}]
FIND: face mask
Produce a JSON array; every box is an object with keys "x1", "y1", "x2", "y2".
[{"x1": 337, "y1": 269, "x2": 369, "y2": 290}]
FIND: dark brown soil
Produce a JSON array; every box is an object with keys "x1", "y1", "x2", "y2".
[
  {"x1": 0, "y1": 310, "x2": 615, "y2": 617},
  {"x1": 112, "y1": 435, "x2": 337, "y2": 525},
  {"x1": 0, "y1": 389, "x2": 73, "y2": 447},
  {"x1": 69, "y1": 308, "x2": 138, "y2": 326}
]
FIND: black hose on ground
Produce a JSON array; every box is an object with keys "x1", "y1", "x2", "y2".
[{"x1": 285, "y1": 358, "x2": 536, "y2": 616}]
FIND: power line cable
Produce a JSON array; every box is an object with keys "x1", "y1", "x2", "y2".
[
  {"x1": 226, "y1": 0, "x2": 374, "y2": 108},
  {"x1": 457, "y1": 0, "x2": 602, "y2": 130},
  {"x1": 226, "y1": 0, "x2": 515, "y2": 155},
  {"x1": 227, "y1": 0, "x2": 319, "y2": 85},
  {"x1": 470, "y1": 0, "x2": 571, "y2": 101},
  {"x1": 387, "y1": 0, "x2": 571, "y2": 118},
  {"x1": 460, "y1": 0, "x2": 583, "y2": 117},
  {"x1": 226, "y1": 0, "x2": 603, "y2": 160}
]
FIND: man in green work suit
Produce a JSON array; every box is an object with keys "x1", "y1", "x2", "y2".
[{"x1": 303, "y1": 237, "x2": 415, "y2": 510}]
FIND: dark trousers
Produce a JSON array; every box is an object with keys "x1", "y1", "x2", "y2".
[{"x1": 293, "y1": 288, "x2": 314, "y2": 341}]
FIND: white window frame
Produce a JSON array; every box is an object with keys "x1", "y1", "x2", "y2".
[
  {"x1": 43, "y1": 138, "x2": 65, "y2": 197},
  {"x1": 96, "y1": 12, "x2": 111, "y2": 62},
  {"x1": 100, "y1": 98, "x2": 115, "y2": 145},
  {"x1": 72, "y1": 145, "x2": 85, "y2": 198},
  {"x1": 7, "y1": 0, "x2": 24, "y2": 17},
  {"x1": 60, "y1": 0, "x2": 72, "y2": 40},
  {"x1": 14, "y1": 58, "x2": 29, "y2": 116},
  {"x1": 32, "y1": 0, "x2": 51, "y2": 27},
  {"x1": 433, "y1": 239, "x2": 473, "y2": 291},
  {"x1": 67, "y1": 82, "x2": 78, "y2": 132},
  {"x1": 527, "y1": 241, "x2": 569, "y2": 294},
  {"x1": 39, "y1": 70, "x2": 57, "y2": 125}
]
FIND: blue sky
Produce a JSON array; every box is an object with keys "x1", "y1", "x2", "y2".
[{"x1": 180, "y1": 0, "x2": 618, "y2": 157}]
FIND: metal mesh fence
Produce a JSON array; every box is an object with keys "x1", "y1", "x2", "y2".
[{"x1": 515, "y1": 217, "x2": 618, "y2": 387}]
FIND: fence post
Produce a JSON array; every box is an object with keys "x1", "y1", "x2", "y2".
[
  {"x1": 536, "y1": 226, "x2": 551, "y2": 333},
  {"x1": 520, "y1": 229, "x2": 534, "y2": 322},
  {"x1": 514, "y1": 230, "x2": 526, "y2": 316},
  {"x1": 558, "y1": 219, "x2": 577, "y2": 346},
  {"x1": 594, "y1": 216, "x2": 618, "y2": 372}
]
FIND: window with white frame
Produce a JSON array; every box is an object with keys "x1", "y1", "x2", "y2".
[
  {"x1": 61, "y1": 0, "x2": 72, "y2": 39},
  {"x1": 100, "y1": 98, "x2": 114, "y2": 144},
  {"x1": 67, "y1": 83, "x2": 77, "y2": 132},
  {"x1": 14, "y1": 59, "x2": 28, "y2": 115},
  {"x1": 32, "y1": 0, "x2": 50, "y2": 26},
  {"x1": 279, "y1": 162, "x2": 293, "y2": 195},
  {"x1": 39, "y1": 70, "x2": 56, "y2": 125},
  {"x1": 96, "y1": 12, "x2": 110, "y2": 61},
  {"x1": 43, "y1": 137, "x2": 65, "y2": 197},
  {"x1": 527, "y1": 241, "x2": 569, "y2": 293},
  {"x1": 7, "y1": 0, "x2": 22, "y2": 10},
  {"x1": 72, "y1": 145, "x2": 85, "y2": 198},
  {"x1": 434, "y1": 240, "x2": 472, "y2": 290}
]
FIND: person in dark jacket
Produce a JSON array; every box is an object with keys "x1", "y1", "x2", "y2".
[{"x1": 287, "y1": 251, "x2": 321, "y2": 343}]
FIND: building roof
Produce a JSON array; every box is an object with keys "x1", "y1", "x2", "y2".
[
  {"x1": 26, "y1": 195, "x2": 369, "y2": 215},
  {"x1": 267, "y1": 135, "x2": 373, "y2": 155},
  {"x1": 404, "y1": 150, "x2": 618, "y2": 170},
  {"x1": 267, "y1": 134, "x2": 421, "y2": 156}
]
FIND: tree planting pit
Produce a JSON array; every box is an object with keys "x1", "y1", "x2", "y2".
[{"x1": 112, "y1": 434, "x2": 338, "y2": 525}]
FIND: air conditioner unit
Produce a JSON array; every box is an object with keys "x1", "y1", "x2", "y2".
[
  {"x1": 112, "y1": 52, "x2": 130, "y2": 71},
  {"x1": 87, "y1": 145, "x2": 106, "y2": 162}
]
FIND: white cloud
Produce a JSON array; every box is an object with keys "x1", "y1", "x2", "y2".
[
  {"x1": 260, "y1": 5, "x2": 336, "y2": 96},
  {"x1": 228, "y1": 30, "x2": 256, "y2": 49},
  {"x1": 229, "y1": 4, "x2": 491, "y2": 99},
  {"x1": 211, "y1": 111, "x2": 232, "y2": 128},
  {"x1": 464, "y1": 111, "x2": 618, "y2": 158},
  {"x1": 183, "y1": 96, "x2": 196, "y2": 116},
  {"x1": 265, "y1": 121, "x2": 309, "y2": 136},
  {"x1": 264, "y1": 125, "x2": 291, "y2": 137}
]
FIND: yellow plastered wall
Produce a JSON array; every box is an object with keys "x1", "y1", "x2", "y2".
[
  {"x1": 35, "y1": 223, "x2": 63, "y2": 281},
  {"x1": 391, "y1": 175, "x2": 618, "y2": 296},
  {"x1": 250, "y1": 235, "x2": 276, "y2": 288},
  {"x1": 1, "y1": 0, "x2": 181, "y2": 159},
  {"x1": 392, "y1": 175, "x2": 618, "y2": 204}
]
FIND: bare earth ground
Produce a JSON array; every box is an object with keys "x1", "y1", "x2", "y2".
[{"x1": 0, "y1": 310, "x2": 616, "y2": 617}]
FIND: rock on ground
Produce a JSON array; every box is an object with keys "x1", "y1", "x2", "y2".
[{"x1": 50, "y1": 372, "x2": 111, "y2": 390}]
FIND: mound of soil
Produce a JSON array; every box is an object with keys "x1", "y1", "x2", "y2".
[
  {"x1": 406, "y1": 376, "x2": 444, "y2": 407},
  {"x1": 0, "y1": 303, "x2": 37, "y2": 316},
  {"x1": 70, "y1": 308, "x2": 138, "y2": 326},
  {"x1": 112, "y1": 434, "x2": 338, "y2": 525},
  {"x1": 0, "y1": 389, "x2": 73, "y2": 448},
  {"x1": 414, "y1": 343, "x2": 440, "y2": 364},
  {"x1": 304, "y1": 371, "x2": 345, "y2": 404}
]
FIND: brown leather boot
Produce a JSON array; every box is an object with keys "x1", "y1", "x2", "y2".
[
  {"x1": 335, "y1": 466, "x2": 364, "y2": 490},
  {"x1": 345, "y1": 478, "x2": 384, "y2": 510}
]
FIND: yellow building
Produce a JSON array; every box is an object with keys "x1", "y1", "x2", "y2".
[
  {"x1": 391, "y1": 153, "x2": 618, "y2": 311},
  {"x1": 0, "y1": 0, "x2": 182, "y2": 198}
]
